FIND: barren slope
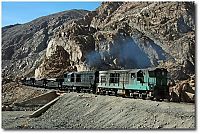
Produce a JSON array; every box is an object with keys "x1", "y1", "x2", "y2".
[
  {"x1": 2, "y1": 92, "x2": 195, "y2": 129},
  {"x1": 2, "y1": 9, "x2": 89, "y2": 79}
]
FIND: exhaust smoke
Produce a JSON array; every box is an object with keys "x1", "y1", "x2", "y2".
[{"x1": 86, "y1": 35, "x2": 167, "y2": 70}]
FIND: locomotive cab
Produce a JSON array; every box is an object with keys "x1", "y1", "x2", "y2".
[{"x1": 149, "y1": 68, "x2": 169, "y2": 100}]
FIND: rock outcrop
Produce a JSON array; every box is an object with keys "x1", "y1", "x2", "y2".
[
  {"x1": 2, "y1": 2, "x2": 195, "y2": 82},
  {"x1": 2, "y1": 9, "x2": 89, "y2": 79},
  {"x1": 169, "y1": 74, "x2": 195, "y2": 103}
]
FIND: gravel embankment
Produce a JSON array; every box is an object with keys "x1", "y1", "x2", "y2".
[
  {"x1": 2, "y1": 82, "x2": 47, "y2": 106},
  {"x1": 2, "y1": 92, "x2": 195, "y2": 129}
]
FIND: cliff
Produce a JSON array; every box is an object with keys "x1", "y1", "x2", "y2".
[{"x1": 2, "y1": 2, "x2": 195, "y2": 81}]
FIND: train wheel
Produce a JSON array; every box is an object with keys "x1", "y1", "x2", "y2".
[
  {"x1": 125, "y1": 90, "x2": 130, "y2": 98},
  {"x1": 65, "y1": 87, "x2": 69, "y2": 93},
  {"x1": 133, "y1": 92, "x2": 139, "y2": 99},
  {"x1": 142, "y1": 93, "x2": 147, "y2": 100},
  {"x1": 103, "y1": 90, "x2": 106, "y2": 95},
  {"x1": 166, "y1": 95, "x2": 171, "y2": 102},
  {"x1": 138, "y1": 93, "x2": 142, "y2": 99},
  {"x1": 77, "y1": 88, "x2": 81, "y2": 93},
  {"x1": 107, "y1": 91, "x2": 111, "y2": 96},
  {"x1": 96, "y1": 88, "x2": 100, "y2": 95},
  {"x1": 92, "y1": 89, "x2": 96, "y2": 94},
  {"x1": 121, "y1": 90, "x2": 126, "y2": 98},
  {"x1": 155, "y1": 96, "x2": 161, "y2": 101},
  {"x1": 145, "y1": 95, "x2": 150, "y2": 100},
  {"x1": 148, "y1": 92, "x2": 154, "y2": 100},
  {"x1": 150, "y1": 95, "x2": 154, "y2": 100},
  {"x1": 114, "y1": 89, "x2": 118, "y2": 96}
]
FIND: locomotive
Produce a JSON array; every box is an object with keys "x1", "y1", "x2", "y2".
[{"x1": 21, "y1": 68, "x2": 169, "y2": 100}]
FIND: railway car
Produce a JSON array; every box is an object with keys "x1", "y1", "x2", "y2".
[
  {"x1": 63, "y1": 71, "x2": 99, "y2": 93},
  {"x1": 45, "y1": 78, "x2": 63, "y2": 89},
  {"x1": 97, "y1": 68, "x2": 169, "y2": 100},
  {"x1": 21, "y1": 77, "x2": 35, "y2": 86},
  {"x1": 34, "y1": 78, "x2": 46, "y2": 88}
]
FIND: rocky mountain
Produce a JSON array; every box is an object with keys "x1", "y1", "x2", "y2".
[
  {"x1": 2, "y1": 2, "x2": 195, "y2": 81},
  {"x1": 2, "y1": 9, "x2": 89, "y2": 79}
]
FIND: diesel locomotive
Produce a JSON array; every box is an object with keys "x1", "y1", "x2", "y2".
[{"x1": 21, "y1": 68, "x2": 169, "y2": 100}]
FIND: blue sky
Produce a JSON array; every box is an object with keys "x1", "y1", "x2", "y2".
[{"x1": 2, "y1": 2, "x2": 101, "y2": 26}]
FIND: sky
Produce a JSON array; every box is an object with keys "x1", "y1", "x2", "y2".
[{"x1": 2, "y1": 1, "x2": 101, "y2": 27}]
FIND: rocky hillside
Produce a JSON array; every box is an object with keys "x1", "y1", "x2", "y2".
[
  {"x1": 2, "y1": 2, "x2": 195, "y2": 81},
  {"x1": 2, "y1": 9, "x2": 89, "y2": 79}
]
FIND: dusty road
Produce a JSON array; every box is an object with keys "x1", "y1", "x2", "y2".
[{"x1": 2, "y1": 92, "x2": 195, "y2": 129}]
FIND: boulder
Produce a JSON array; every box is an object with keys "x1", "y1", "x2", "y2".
[{"x1": 169, "y1": 78, "x2": 195, "y2": 103}]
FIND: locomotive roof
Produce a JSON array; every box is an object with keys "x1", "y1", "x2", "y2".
[
  {"x1": 64, "y1": 68, "x2": 167, "y2": 74},
  {"x1": 46, "y1": 78, "x2": 57, "y2": 81},
  {"x1": 99, "y1": 69, "x2": 140, "y2": 73},
  {"x1": 65, "y1": 71, "x2": 96, "y2": 75},
  {"x1": 99, "y1": 68, "x2": 166, "y2": 73}
]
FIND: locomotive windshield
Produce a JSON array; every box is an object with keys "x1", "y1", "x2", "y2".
[
  {"x1": 155, "y1": 69, "x2": 167, "y2": 86},
  {"x1": 137, "y1": 71, "x2": 144, "y2": 83},
  {"x1": 148, "y1": 71, "x2": 155, "y2": 77}
]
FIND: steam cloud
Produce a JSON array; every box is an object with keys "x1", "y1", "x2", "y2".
[{"x1": 86, "y1": 35, "x2": 167, "y2": 70}]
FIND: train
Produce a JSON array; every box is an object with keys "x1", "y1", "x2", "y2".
[{"x1": 21, "y1": 68, "x2": 169, "y2": 101}]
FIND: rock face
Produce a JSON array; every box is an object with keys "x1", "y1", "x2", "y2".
[
  {"x1": 2, "y1": 2, "x2": 195, "y2": 81},
  {"x1": 169, "y1": 74, "x2": 195, "y2": 103},
  {"x1": 2, "y1": 9, "x2": 89, "y2": 79},
  {"x1": 90, "y1": 2, "x2": 195, "y2": 79}
]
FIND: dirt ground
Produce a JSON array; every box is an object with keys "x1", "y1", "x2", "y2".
[
  {"x1": 2, "y1": 82, "x2": 47, "y2": 107},
  {"x1": 2, "y1": 92, "x2": 195, "y2": 129}
]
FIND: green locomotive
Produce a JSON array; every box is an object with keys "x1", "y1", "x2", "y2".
[
  {"x1": 62, "y1": 68, "x2": 169, "y2": 100},
  {"x1": 63, "y1": 71, "x2": 99, "y2": 93},
  {"x1": 97, "y1": 68, "x2": 169, "y2": 100}
]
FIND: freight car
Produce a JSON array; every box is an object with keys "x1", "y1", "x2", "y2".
[
  {"x1": 21, "y1": 77, "x2": 36, "y2": 86},
  {"x1": 21, "y1": 77, "x2": 63, "y2": 89},
  {"x1": 45, "y1": 78, "x2": 63, "y2": 89}
]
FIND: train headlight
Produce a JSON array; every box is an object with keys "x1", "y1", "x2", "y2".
[{"x1": 149, "y1": 84, "x2": 153, "y2": 89}]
